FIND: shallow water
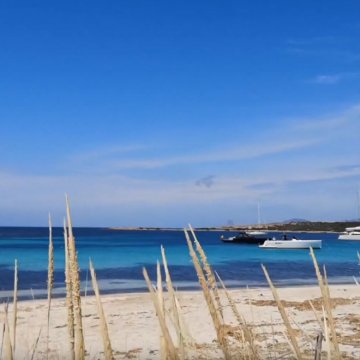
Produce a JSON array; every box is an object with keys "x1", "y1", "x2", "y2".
[{"x1": 0, "y1": 227, "x2": 359, "y2": 299}]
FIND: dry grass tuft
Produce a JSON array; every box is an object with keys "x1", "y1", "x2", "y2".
[
  {"x1": 143, "y1": 267, "x2": 179, "y2": 360},
  {"x1": 309, "y1": 247, "x2": 341, "y2": 359},
  {"x1": 46, "y1": 214, "x2": 54, "y2": 359},
  {"x1": 89, "y1": 259, "x2": 114, "y2": 360},
  {"x1": 261, "y1": 264, "x2": 303, "y2": 359},
  {"x1": 216, "y1": 271, "x2": 259, "y2": 359},
  {"x1": 188, "y1": 224, "x2": 224, "y2": 320},
  {"x1": 64, "y1": 218, "x2": 75, "y2": 360},
  {"x1": 184, "y1": 229, "x2": 231, "y2": 359},
  {"x1": 185, "y1": 228, "x2": 244, "y2": 359},
  {"x1": 250, "y1": 297, "x2": 355, "y2": 311},
  {"x1": 66, "y1": 195, "x2": 85, "y2": 360},
  {"x1": 12, "y1": 259, "x2": 18, "y2": 357},
  {"x1": 161, "y1": 246, "x2": 193, "y2": 351},
  {"x1": 3, "y1": 304, "x2": 13, "y2": 360}
]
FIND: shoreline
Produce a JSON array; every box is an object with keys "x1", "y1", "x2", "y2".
[
  {"x1": 109, "y1": 227, "x2": 342, "y2": 234},
  {"x1": 109, "y1": 227, "x2": 346, "y2": 234},
  {"x1": 3, "y1": 278, "x2": 357, "y2": 302}
]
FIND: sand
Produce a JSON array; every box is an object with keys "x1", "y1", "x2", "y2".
[{"x1": 2, "y1": 284, "x2": 360, "y2": 359}]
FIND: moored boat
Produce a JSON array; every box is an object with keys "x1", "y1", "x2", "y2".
[
  {"x1": 247, "y1": 230, "x2": 267, "y2": 237},
  {"x1": 338, "y1": 226, "x2": 360, "y2": 240},
  {"x1": 259, "y1": 237, "x2": 322, "y2": 249},
  {"x1": 221, "y1": 231, "x2": 268, "y2": 244}
]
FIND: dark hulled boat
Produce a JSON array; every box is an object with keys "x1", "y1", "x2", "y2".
[{"x1": 220, "y1": 231, "x2": 268, "y2": 244}]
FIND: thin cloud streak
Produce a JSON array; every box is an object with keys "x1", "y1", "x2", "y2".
[
  {"x1": 108, "y1": 139, "x2": 319, "y2": 170},
  {"x1": 64, "y1": 104, "x2": 360, "y2": 175},
  {"x1": 0, "y1": 160, "x2": 359, "y2": 208},
  {"x1": 309, "y1": 72, "x2": 360, "y2": 85},
  {"x1": 0, "y1": 103, "x2": 359, "y2": 225},
  {"x1": 63, "y1": 103, "x2": 359, "y2": 175},
  {"x1": 312, "y1": 74, "x2": 342, "y2": 84},
  {"x1": 289, "y1": 103, "x2": 360, "y2": 131}
]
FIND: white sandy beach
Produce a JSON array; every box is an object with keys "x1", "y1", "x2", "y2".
[{"x1": 3, "y1": 284, "x2": 360, "y2": 359}]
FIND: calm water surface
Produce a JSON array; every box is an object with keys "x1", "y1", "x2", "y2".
[{"x1": 0, "y1": 227, "x2": 359, "y2": 299}]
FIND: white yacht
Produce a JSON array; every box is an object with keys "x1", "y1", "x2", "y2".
[
  {"x1": 260, "y1": 236, "x2": 322, "y2": 249},
  {"x1": 338, "y1": 226, "x2": 360, "y2": 240}
]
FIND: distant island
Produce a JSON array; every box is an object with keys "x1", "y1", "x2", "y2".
[
  {"x1": 219, "y1": 220, "x2": 360, "y2": 233},
  {"x1": 110, "y1": 220, "x2": 360, "y2": 233}
]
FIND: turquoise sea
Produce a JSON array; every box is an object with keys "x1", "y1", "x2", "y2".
[{"x1": 0, "y1": 227, "x2": 359, "y2": 299}]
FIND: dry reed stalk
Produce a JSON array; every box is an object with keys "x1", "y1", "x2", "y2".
[
  {"x1": 64, "y1": 219, "x2": 75, "y2": 360},
  {"x1": 161, "y1": 246, "x2": 191, "y2": 350},
  {"x1": 314, "y1": 331, "x2": 323, "y2": 360},
  {"x1": 156, "y1": 261, "x2": 164, "y2": 315},
  {"x1": 323, "y1": 265, "x2": 332, "y2": 307},
  {"x1": 322, "y1": 306, "x2": 330, "y2": 359},
  {"x1": 46, "y1": 214, "x2": 54, "y2": 360},
  {"x1": 156, "y1": 260, "x2": 168, "y2": 360},
  {"x1": 309, "y1": 247, "x2": 340, "y2": 358},
  {"x1": 89, "y1": 259, "x2": 114, "y2": 360},
  {"x1": 287, "y1": 312, "x2": 314, "y2": 349},
  {"x1": 215, "y1": 271, "x2": 259, "y2": 359},
  {"x1": 184, "y1": 229, "x2": 231, "y2": 360},
  {"x1": 160, "y1": 247, "x2": 176, "y2": 317},
  {"x1": 12, "y1": 259, "x2": 18, "y2": 356},
  {"x1": 161, "y1": 248, "x2": 191, "y2": 359},
  {"x1": 143, "y1": 267, "x2": 179, "y2": 360},
  {"x1": 261, "y1": 264, "x2": 302, "y2": 360},
  {"x1": 3, "y1": 304, "x2": 13, "y2": 360},
  {"x1": 281, "y1": 331, "x2": 297, "y2": 359},
  {"x1": 308, "y1": 300, "x2": 325, "y2": 334},
  {"x1": 66, "y1": 195, "x2": 85, "y2": 360},
  {"x1": 1, "y1": 323, "x2": 4, "y2": 358},
  {"x1": 188, "y1": 225, "x2": 224, "y2": 320},
  {"x1": 323, "y1": 263, "x2": 337, "y2": 355},
  {"x1": 172, "y1": 296, "x2": 190, "y2": 359},
  {"x1": 270, "y1": 315, "x2": 276, "y2": 360},
  {"x1": 30, "y1": 328, "x2": 42, "y2": 360}
]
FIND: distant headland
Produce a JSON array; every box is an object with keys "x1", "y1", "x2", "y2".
[{"x1": 110, "y1": 220, "x2": 360, "y2": 233}]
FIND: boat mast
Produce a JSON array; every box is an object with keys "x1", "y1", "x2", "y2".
[
  {"x1": 257, "y1": 201, "x2": 261, "y2": 226},
  {"x1": 357, "y1": 187, "x2": 360, "y2": 221}
]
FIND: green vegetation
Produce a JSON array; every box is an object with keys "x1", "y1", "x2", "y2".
[{"x1": 221, "y1": 221, "x2": 360, "y2": 233}]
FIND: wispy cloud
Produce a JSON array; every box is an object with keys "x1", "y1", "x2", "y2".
[
  {"x1": 1, "y1": 102, "x2": 359, "y2": 225},
  {"x1": 308, "y1": 72, "x2": 360, "y2": 85},
  {"x1": 64, "y1": 104, "x2": 360, "y2": 175},
  {"x1": 62, "y1": 104, "x2": 360, "y2": 181},
  {"x1": 289, "y1": 103, "x2": 360, "y2": 131},
  {"x1": 311, "y1": 74, "x2": 342, "y2": 84},
  {"x1": 330, "y1": 163, "x2": 360, "y2": 173},
  {"x1": 246, "y1": 182, "x2": 277, "y2": 191},
  {"x1": 238, "y1": 161, "x2": 360, "y2": 198},
  {"x1": 1, "y1": 153, "x2": 359, "y2": 225},
  {"x1": 2, "y1": 155, "x2": 358, "y2": 207},
  {"x1": 107, "y1": 139, "x2": 319, "y2": 170}
]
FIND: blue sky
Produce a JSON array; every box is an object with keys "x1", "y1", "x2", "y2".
[{"x1": 0, "y1": 1, "x2": 360, "y2": 226}]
